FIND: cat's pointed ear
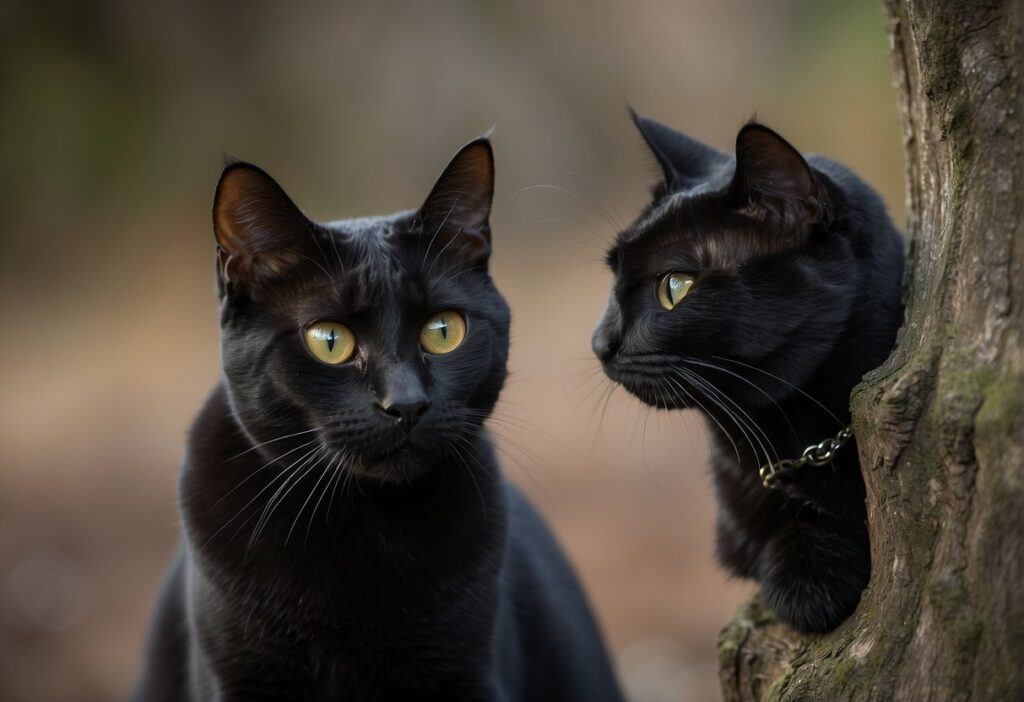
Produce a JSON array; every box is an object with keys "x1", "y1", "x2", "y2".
[
  {"x1": 629, "y1": 108, "x2": 728, "y2": 189},
  {"x1": 415, "y1": 137, "x2": 494, "y2": 265},
  {"x1": 212, "y1": 162, "x2": 314, "y2": 294},
  {"x1": 728, "y1": 122, "x2": 830, "y2": 228}
]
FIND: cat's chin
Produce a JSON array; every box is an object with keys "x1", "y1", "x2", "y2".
[
  {"x1": 603, "y1": 367, "x2": 692, "y2": 410},
  {"x1": 350, "y1": 443, "x2": 438, "y2": 484},
  {"x1": 622, "y1": 384, "x2": 692, "y2": 410}
]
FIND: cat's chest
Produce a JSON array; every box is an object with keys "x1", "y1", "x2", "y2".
[
  {"x1": 707, "y1": 441, "x2": 777, "y2": 519},
  {"x1": 204, "y1": 547, "x2": 446, "y2": 628},
  {"x1": 194, "y1": 566, "x2": 492, "y2": 697},
  {"x1": 706, "y1": 423, "x2": 863, "y2": 526},
  {"x1": 194, "y1": 531, "x2": 499, "y2": 646}
]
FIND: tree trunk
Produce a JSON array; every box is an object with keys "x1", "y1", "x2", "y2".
[{"x1": 716, "y1": 1, "x2": 1024, "y2": 700}]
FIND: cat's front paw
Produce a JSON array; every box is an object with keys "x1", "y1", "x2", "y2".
[
  {"x1": 759, "y1": 524, "x2": 869, "y2": 633},
  {"x1": 761, "y1": 574, "x2": 860, "y2": 633}
]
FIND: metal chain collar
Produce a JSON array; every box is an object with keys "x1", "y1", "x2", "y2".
[{"x1": 758, "y1": 425, "x2": 854, "y2": 489}]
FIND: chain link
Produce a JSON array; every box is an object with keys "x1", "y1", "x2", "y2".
[{"x1": 759, "y1": 425, "x2": 854, "y2": 489}]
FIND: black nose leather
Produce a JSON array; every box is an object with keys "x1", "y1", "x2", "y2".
[
  {"x1": 593, "y1": 299, "x2": 623, "y2": 363},
  {"x1": 592, "y1": 328, "x2": 620, "y2": 363},
  {"x1": 378, "y1": 398, "x2": 430, "y2": 430}
]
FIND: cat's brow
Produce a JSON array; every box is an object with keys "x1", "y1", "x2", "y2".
[{"x1": 302, "y1": 283, "x2": 345, "y2": 295}]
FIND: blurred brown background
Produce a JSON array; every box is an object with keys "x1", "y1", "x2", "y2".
[{"x1": 0, "y1": 1, "x2": 903, "y2": 700}]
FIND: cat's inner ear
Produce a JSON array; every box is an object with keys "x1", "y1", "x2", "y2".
[
  {"x1": 729, "y1": 123, "x2": 829, "y2": 228},
  {"x1": 213, "y1": 163, "x2": 313, "y2": 290},
  {"x1": 629, "y1": 109, "x2": 728, "y2": 191},
  {"x1": 415, "y1": 137, "x2": 494, "y2": 264}
]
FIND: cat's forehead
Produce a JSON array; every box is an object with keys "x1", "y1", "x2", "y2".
[
  {"x1": 276, "y1": 211, "x2": 486, "y2": 320},
  {"x1": 260, "y1": 216, "x2": 408, "y2": 317},
  {"x1": 630, "y1": 184, "x2": 717, "y2": 237},
  {"x1": 610, "y1": 193, "x2": 769, "y2": 274},
  {"x1": 612, "y1": 193, "x2": 706, "y2": 260}
]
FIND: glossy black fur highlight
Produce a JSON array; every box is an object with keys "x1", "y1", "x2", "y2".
[
  {"x1": 133, "y1": 139, "x2": 624, "y2": 701},
  {"x1": 594, "y1": 116, "x2": 904, "y2": 633}
]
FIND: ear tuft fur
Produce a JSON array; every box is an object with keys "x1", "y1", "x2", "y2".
[
  {"x1": 729, "y1": 122, "x2": 830, "y2": 231},
  {"x1": 212, "y1": 162, "x2": 314, "y2": 294},
  {"x1": 628, "y1": 108, "x2": 729, "y2": 194},
  {"x1": 415, "y1": 137, "x2": 495, "y2": 266}
]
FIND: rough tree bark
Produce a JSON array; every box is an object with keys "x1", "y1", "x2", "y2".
[{"x1": 717, "y1": 1, "x2": 1023, "y2": 700}]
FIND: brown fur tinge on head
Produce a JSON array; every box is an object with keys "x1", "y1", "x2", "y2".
[
  {"x1": 613, "y1": 194, "x2": 817, "y2": 277},
  {"x1": 612, "y1": 119, "x2": 832, "y2": 277}
]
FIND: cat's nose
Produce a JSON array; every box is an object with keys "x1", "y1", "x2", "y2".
[
  {"x1": 591, "y1": 328, "x2": 620, "y2": 363},
  {"x1": 378, "y1": 397, "x2": 431, "y2": 431},
  {"x1": 593, "y1": 299, "x2": 623, "y2": 363}
]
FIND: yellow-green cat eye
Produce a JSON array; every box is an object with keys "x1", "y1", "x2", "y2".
[
  {"x1": 657, "y1": 272, "x2": 695, "y2": 310},
  {"x1": 304, "y1": 321, "x2": 356, "y2": 365},
  {"x1": 421, "y1": 311, "x2": 466, "y2": 355}
]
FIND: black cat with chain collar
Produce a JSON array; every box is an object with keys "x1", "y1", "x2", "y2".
[{"x1": 593, "y1": 113, "x2": 904, "y2": 632}]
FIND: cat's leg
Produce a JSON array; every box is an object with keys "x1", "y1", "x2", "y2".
[
  {"x1": 715, "y1": 509, "x2": 761, "y2": 579},
  {"x1": 758, "y1": 519, "x2": 870, "y2": 633}
]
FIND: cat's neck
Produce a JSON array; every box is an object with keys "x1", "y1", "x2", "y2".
[
  {"x1": 697, "y1": 345, "x2": 860, "y2": 474},
  {"x1": 703, "y1": 391, "x2": 848, "y2": 466}
]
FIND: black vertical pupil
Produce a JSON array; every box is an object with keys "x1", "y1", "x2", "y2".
[
  {"x1": 439, "y1": 320, "x2": 448, "y2": 339},
  {"x1": 326, "y1": 329, "x2": 336, "y2": 352}
]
